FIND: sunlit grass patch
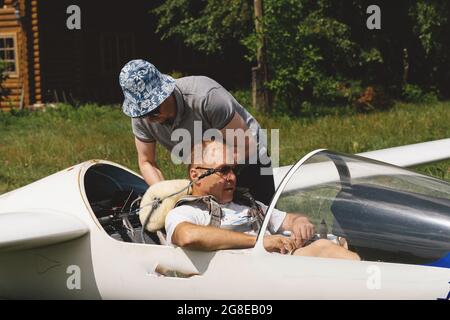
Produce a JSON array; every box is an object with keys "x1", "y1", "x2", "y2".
[{"x1": 0, "y1": 101, "x2": 449, "y2": 194}]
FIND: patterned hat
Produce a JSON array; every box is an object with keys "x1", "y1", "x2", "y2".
[{"x1": 119, "y1": 59, "x2": 176, "y2": 117}]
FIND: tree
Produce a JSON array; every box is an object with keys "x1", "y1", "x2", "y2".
[
  {"x1": 153, "y1": 0, "x2": 253, "y2": 55},
  {"x1": 408, "y1": 1, "x2": 450, "y2": 96},
  {"x1": 252, "y1": 0, "x2": 270, "y2": 113},
  {"x1": 153, "y1": 0, "x2": 450, "y2": 111},
  {"x1": 154, "y1": 0, "x2": 272, "y2": 111}
]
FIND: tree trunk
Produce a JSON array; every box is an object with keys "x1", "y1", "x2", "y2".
[
  {"x1": 402, "y1": 48, "x2": 409, "y2": 85},
  {"x1": 252, "y1": 0, "x2": 271, "y2": 113}
]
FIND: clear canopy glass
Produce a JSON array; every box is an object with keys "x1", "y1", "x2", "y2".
[{"x1": 268, "y1": 150, "x2": 450, "y2": 267}]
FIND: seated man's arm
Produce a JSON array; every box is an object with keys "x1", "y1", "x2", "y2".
[
  {"x1": 279, "y1": 213, "x2": 315, "y2": 247},
  {"x1": 166, "y1": 204, "x2": 298, "y2": 253},
  {"x1": 172, "y1": 222, "x2": 256, "y2": 250},
  {"x1": 172, "y1": 222, "x2": 297, "y2": 253},
  {"x1": 262, "y1": 202, "x2": 314, "y2": 244}
]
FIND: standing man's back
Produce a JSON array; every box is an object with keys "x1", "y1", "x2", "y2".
[{"x1": 120, "y1": 60, "x2": 275, "y2": 204}]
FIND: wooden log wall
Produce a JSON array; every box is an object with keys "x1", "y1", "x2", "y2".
[
  {"x1": 30, "y1": 0, "x2": 41, "y2": 104},
  {"x1": 0, "y1": 0, "x2": 41, "y2": 111}
]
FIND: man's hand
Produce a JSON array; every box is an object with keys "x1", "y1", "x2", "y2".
[
  {"x1": 263, "y1": 235, "x2": 297, "y2": 254},
  {"x1": 291, "y1": 216, "x2": 315, "y2": 247},
  {"x1": 280, "y1": 214, "x2": 315, "y2": 248}
]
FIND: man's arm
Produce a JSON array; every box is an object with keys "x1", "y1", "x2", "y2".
[
  {"x1": 219, "y1": 112, "x2": 258, "y2": 162},
  {"x1": 172, "y1": 222, "x2": 256, "y2": 251},
  {"x1": 135, "y1": 137, "x2": 164, "y2": 186},
  {"x1": 204, "y1": 87, "x2": 258, "y2": 162},
  {"x1": 172, "y1": 221, "x2": 297, "y2": 253},
  {"x1": 279, "y1": 213, "x2": 315, "y2": 247}
]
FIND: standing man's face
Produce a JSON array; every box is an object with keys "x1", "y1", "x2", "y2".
[{"x1": 144, "y1": 94, "x2": 177, "y2": 125}]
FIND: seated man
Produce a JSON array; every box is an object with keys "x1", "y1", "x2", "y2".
[{"x1": 165, "y1": 140, "x2": 360, "y2": 260}]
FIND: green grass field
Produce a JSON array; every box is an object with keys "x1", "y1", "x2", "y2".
[{"x1": 0, "y1": 101, "x2": 449, "y2": 194}]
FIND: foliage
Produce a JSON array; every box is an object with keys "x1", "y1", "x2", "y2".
[
  {"x1": 408, "y1": 1, "x2": 450, "y2": 94},
  {"x1": 152, "y1": 0, "x2": 450, "y2": 111},
  {"x1": 258, "y1": 1, "x2": 362, "y2": 110},
  {"x1": 153, "y1": 0, "x2": 253, "y2": 54},
  {"x1": 167, "y1": 70, "x2": 186, "y2": 79},
  {"x1": 354, "y1": 86, "x2": 393, "y2": 112},
  {"x1": 410, "y1": 2, "x2": 448, "y2": 56},
  {"x1": 401, "y1": 84, "x2": 439, "y2": 103}
]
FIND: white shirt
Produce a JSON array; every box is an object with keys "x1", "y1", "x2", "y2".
[{"x1": 165, "y1": 200, "x2": 286, "y2": 246}]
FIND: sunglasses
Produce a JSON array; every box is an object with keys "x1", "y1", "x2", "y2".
[
  {"x1": 195, "y1": 165, "x2": 242, "y2": 177},
  {"x1": 142, "y1": 105, "x2": 161, "y2": 119}
]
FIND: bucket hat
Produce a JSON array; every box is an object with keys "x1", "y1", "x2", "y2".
[{"x1": 119, "y1": 59, "x2": 176, "y2": 117}]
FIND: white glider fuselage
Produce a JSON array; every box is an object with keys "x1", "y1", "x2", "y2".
[{"x1": 1, "y1": 140, "x2": 450, "y2": 299}]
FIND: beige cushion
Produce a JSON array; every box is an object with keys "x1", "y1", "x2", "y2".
[{"x1": 139, "y1": 179, "x2": 191, "y2": 232}]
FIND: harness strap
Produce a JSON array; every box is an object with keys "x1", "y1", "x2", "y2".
[
  {"x1": 207, "y1": 196, "x2": 222, "y2": 227},
  {"x1": 233, "y1": 187, "x2": 265, "y2": 232},
  {"x1": 174, "y1": 189, "x2": 265, "y2": 232},
  {"x1": 175, "y1": 195, "x2": 222, "y2": 227}
]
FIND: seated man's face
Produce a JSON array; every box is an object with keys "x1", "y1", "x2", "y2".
[{"x1": 190, "y1": 142, "x2": 237, "y2": 204}]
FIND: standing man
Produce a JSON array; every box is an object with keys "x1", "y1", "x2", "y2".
[{"x1": 119, "y1": 59, "x2": 275, "y2": 204}]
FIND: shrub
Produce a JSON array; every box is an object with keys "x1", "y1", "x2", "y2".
[
  {"x1": 230, "y1": 89, "x2": 252, "y2": 109},
  {"x1": 336, "y1": 80, "x2": 364, "y2": 104},
  {"x1": 258, "y1": 3, "x2": 360, "y2": 111},
  {"x1": 353, "y1": 86, "x2": 393, "y2": 112},
  {"x1": 402, "y1": 84, "x2": 439, "y2": 103},
  {"x1": 168, "y1": 70, "x2": 186, "y2": 79}
]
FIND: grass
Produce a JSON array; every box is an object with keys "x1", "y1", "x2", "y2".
[{"x1": 0, "y1": 101, "x2": 449, "y2": 194}]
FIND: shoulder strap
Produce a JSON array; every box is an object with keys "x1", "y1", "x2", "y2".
[
  {"x1": 174, "y1": 191, "x2": 265, "y2": 232},
  {"x1": 233, "y1": 187, "x2": 265, "y2": 232},
  {"x1": 174, "y1": 195, "x2": 208, "y2": 208},
  {"x1": 174, "y1": 195, "x2": 222, "y2": 227}
]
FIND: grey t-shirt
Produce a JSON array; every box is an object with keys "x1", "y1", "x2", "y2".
[{"x1": 132, "y1": 76, "x2": 266, "y2": 160}]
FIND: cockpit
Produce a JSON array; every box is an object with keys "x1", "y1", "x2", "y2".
[
  {"x1": 83, "y1": 164, "x2": 154, "y2": 243},
  {"x1": 82, "y1": 152, "x2": 450, "y2": 269}
]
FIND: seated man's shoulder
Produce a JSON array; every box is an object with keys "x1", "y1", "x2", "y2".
[
  {"x1": 166, "y1": 203, "x2": 210, "y2": 224},
  {"x1": 165, "y1": 203, "x2": 210, "y2": 240},
  {"x1": 167, "y1": 203, "x2": 204, "y2": 217}
]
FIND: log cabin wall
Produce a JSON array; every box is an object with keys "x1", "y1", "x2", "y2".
[
  {"x1": 38, "y1": 0, "x2": 250, "y2": 105},
  {"x1": 38, "y1": 0, "x2": 83, "y2": 104},
  {"x1": 30, "y1": 0, "x2": 41, "y2": 105},
  {"x1": 1, "y1": 0, "x2": 250, "y2": 109},
  {"x1": 37, "y1": 0, "x2": 222, "y2": 105}
]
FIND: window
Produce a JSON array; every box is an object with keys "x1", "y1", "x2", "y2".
[{"x1": 0, "y1": 33, "x2": 18, "y2": 76}]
